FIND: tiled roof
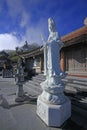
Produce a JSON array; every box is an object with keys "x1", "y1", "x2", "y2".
[
  {"x1": 21, "y1": 46, "x2": 43, "y2": 58},
  {"x1": 21, "y1": 26, "x2": 87, "y2": 58},
  {"x1": 61, "y1": 26, "x2": 87, "y2": 42}
]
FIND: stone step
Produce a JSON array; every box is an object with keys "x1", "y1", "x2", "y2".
[
  {"x1": 73, "y1": 80, "x2": 87, "y2": 86},
  {"x1": 64, "y1": 86, "x2": 77, "y2": 94},
  {"x1": 35, "y1": 75, "x2": 87, "y2": 89},
  {"x1": 25, "y1": 74, "x2": 87, "y2": 100},
  {"x1": 32, "y1": 79, "x2": 44, "y2": 84},
  {"x1": 25, "y1": 74, "x2": 87, "y2": 95},
  {"x1": 32, "y1": 73, "x2": 45, "y2": 77},
  {"x1": 26, "y1": 80, "x2": 42, "y2": 91},
  {"x1": 26, "y1": 81, "x2": 78, "y2": 95},
  {"x1": 63, "y1": 78, "x2": 87, "y2": 86},
  {"x1": 24, "y1": 84, "x2": 41, "y2": 96},
  {"x1": 65, "y1": 76, "x2": 87, "y2": 81},
  {"x1": 25, "y1": 81, "x2": 42, "y2": 94},
  {"x1": 36, "y1": 73, "x2": 45, "y2": 77},
  {"x1": 65, "y1": 83, "x2": 87, "y2": 92},
  {"x1": 28, "y1": 80, "x2": 42, "y2": 87},
  {"x1": 35, "y1": 75, "x2": 46, "y2": 79},
  {"x1": 34, "y1": 74, "x2": 46, "y2": 79},
  {"x1": 33, "y1": 73, "x2": 45, "y2": 78},
  {"x1": 32, "y1": 76, "x2": 45, "y2": 82},
  {"x1": 34, "y1": 75, "x2": 87, "y2": 90}
]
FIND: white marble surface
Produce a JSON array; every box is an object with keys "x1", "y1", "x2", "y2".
[
  {"x1": 42, "y1": 18, "x2": 64, "y2": 77},
  {"x1": 40, "y1": 18, "x2": 65, "y2": 104},
  {"x1": 37, "y1": 96, "x2": 71, "y2": 127}
]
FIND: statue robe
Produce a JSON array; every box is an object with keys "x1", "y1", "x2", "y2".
[{"x1": 46, "y1": 32, "x2": 64, "y2": 77}]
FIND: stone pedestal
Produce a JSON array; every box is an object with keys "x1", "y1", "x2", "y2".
[
  {"x1": 15, "y1": 84, "x2": 25, "y2": 102},
  {"x1": 16, "y1": 84, "x2": 24, "y2": 96},
  {"x1": 37, "y1": 96, "x2": 71, "y2": 127},
  {"x1": 37, "y1": 77, "x2": 71, "y2": 127}
]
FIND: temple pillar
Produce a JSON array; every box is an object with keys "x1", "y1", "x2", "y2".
[{"x1": 60, "y1": 51, "x2": 65, "y2": 72}]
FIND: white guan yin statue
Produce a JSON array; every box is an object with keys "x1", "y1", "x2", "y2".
[
  {"x1": 37, "y1": 18, "x2": 71, "y2": 127},
  {"x1": 40, "y1": 17, "x2": 66, "y2": 104}
]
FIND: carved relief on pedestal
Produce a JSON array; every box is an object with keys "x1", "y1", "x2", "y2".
[{"x1": 37, "y1": 101, "x2": 47, "y2": 122}]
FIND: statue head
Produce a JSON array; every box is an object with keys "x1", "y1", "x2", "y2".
[{"x1": 48, "y1": 17, "x2": 56, "y2": 33}]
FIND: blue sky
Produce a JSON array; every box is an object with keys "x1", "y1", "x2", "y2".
[{"x1": 0, "y1": 0, "x2": 87, "y2": 50}]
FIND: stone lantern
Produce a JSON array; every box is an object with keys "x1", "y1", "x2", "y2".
[{"x1": 15, "y1": 57, "x2": 25, "y2": 102}]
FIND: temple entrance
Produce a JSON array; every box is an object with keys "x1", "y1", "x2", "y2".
[{"x1": 64, "y1": 43, "x2": 87, "y2": 74}]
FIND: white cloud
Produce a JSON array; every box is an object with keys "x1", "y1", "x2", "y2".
[
  {"x1": 20, "y1": 11, "x2": 30, "y2": 28},
  {"x1": 0, "y1": 33, "x2": 21, "y2": 51},
  {"x1": 22, "y1": 18, "x2": 48, "y2": 45},
  {"x1": 0, "y1": 17, "x2": 48, "y2": 51},
  {"x1": 6, "y1": 0, "x2": 30, "y2": 29}
]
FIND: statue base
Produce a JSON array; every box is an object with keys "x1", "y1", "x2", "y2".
[
  {"x1": 15, "y1": 96, "x2": 25, "y2": 102},
  {"x1": 15, "y1": 84, "x2": 25, "y2": 102},
  {"x1": 37, "y1": 96, "x2": 71, "y2": 127}
]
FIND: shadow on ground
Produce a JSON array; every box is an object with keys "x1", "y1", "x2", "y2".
[
  {"x1": 0, "y1": 94, "x2": 37, "y2": 109},
  {"x1": 61, "y1": 118, "x2": 86, "y2": 130}
]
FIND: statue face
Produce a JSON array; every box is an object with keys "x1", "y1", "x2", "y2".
[{"x1": 48, "y1": 18, "x2": 56, "y2": 33}]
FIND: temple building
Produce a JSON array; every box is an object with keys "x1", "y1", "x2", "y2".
[
  {"x1": 21, "y1": 26, "x2": 87, "y2": 78},
  {"x1": 0, "y1": 51, "x2": 12, "y2": 70},
  {"x1": 61, "y1": 26, "x2": 87, "y2": 77}
]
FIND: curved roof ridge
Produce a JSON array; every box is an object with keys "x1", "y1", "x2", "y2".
[{"x1": 62, "y1": 26, "x2": 87, "y2": 42}]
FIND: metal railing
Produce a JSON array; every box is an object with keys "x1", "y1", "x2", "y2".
[{"x1": 2, "y1": 69, "x2": 13, "y2": 78}]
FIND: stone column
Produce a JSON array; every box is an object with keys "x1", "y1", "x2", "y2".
[
  {"x1": 39, "y1": 56, "x2": 42, "y2": 73},
  {"x1": 60, "y1": 51, "x2": 65, "y2": 72},
  {"x1": 44, "y1": 44, "x2": 47, "y2": 75}
]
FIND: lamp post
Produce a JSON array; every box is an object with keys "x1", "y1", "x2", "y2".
[{"x1": 15, "y1": 48, "x2": 25, "y2": 102}]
